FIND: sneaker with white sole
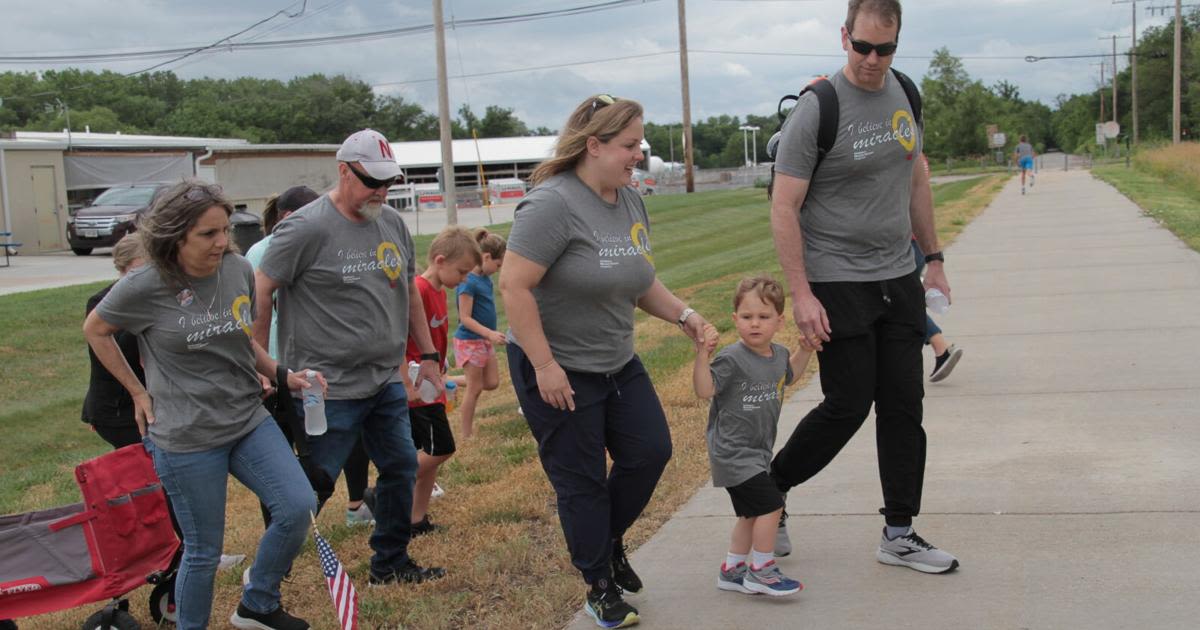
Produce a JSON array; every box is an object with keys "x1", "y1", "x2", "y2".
[
  {"x1": 774, "y1": 509, "x2": 792, "y2": 557},
  {"x1": 229, "y1": 602, "x2": 309, "y2": 630},
  {"x1": 930, "y1": 344, "x2": 963, "y2": 383},
  {"x1": 743, "y1": 560, "x2": 803, "y2": 596},
  {"x1": 876, "y1": 528, "x2": 959, "y2": 574},
  {"x1": 345, "y1": 503, "x2": 375, "y2": 526},
  {"x1": 218, "y1": 553, "x2": 246, "y2": 571},
  {"x1": 716, "y1": 562, "x2": 751, "y2": 593}
]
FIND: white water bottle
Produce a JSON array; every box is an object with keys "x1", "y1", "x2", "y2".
[
  {"x1": 924, "y1": 288, "x2": 950, "y2": 315},
  {"x1": 407, "y1": 361, "x2": 438, "y2": 403},
  {"x1": 302, "y1": 370, "x2": 327, "y2": 435}
]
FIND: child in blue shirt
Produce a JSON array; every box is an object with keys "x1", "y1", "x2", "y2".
[{"x1": 454, "y1": 228, "x2": 507, "y2": 438}]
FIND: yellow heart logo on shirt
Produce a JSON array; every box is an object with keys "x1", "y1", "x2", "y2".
[
  {"x1": 231, "y1": 294, "x2": 252, "y2": 337},
  {"x1": 376, "y1": 242, "x2": 403, "y2": 286},
  {"x1": 630, "y1": 222, "x2": 654, "y2": 266},
  {"x1": 892, "y1": 109, "x2": 916, "y2": 153},
  {"x1": 777, "y1": 374, "x2": 787, "y2": 399}
]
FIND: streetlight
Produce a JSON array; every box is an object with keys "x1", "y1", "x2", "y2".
[{"x1": 739, "y1": 124, "x2": 761, "y2": 168}]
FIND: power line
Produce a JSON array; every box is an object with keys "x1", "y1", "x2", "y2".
[
  {"x1": 0, "y1": 0, "x2": 660, "y2": 65},
  {"x1": 373, "y1": 51, "x2": 678, "y2": 87}
]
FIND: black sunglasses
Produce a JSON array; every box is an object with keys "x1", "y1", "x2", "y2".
[
  {"x1": 848, "y1": 36, "x2": 898, "y2": 57},
  {"x1": 346, "y1": 163, "x2": 399, "y2": 190},
  {"x1": 590, "y1": 93, "x2": 618, "y2": 115}
]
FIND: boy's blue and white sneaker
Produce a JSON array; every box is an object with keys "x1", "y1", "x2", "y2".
[
  {"x1": 744, "y1": 560, "x2": 803, "y2": 596},
  {"x1": 716, "y1": 562, "x2": 751, "y2": 593},
  {"x1": 876, "y1": 528, "x2": 959, "y2": 574}
]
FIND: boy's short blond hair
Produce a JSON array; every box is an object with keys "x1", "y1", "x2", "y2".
[{"x1": 733, "y1": 275, "x2": 786, "y2": 314}]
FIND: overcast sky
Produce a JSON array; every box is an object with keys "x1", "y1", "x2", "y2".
[{"x1": 0, "y1": 0, "x2": 1179, "y2": 130}]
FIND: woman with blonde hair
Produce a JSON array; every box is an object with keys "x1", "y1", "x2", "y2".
[
  {"x1": 500, "y1": 95, "x2": 712, "y2": 628},
  {"x1": 83, "y1": 179, "x2": 324, "y2": 630}
]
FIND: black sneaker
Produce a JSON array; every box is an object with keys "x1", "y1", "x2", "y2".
[
  {"x1": 229, "y1": 602, "x2": 309, "y2": 630},
  {"x1": 585, "y1": 577, "x2": 639, "y2": 628},
  {"x1": 930, "y1": 344, "x2": 964, "y2": 383},
  {"x1": 368, "y1": 559, "x2": 447, "y2": 586},
  {"x1": 611, "y1": 538, "x2": 643, "y2": 594},
  {"x1": 411, "y1": 515, "x2": 445, "y2": 537}
]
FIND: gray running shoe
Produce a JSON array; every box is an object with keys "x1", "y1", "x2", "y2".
[
  {"x1": 744, "y1": 561, "x2": 803, "y2": 596},
  {"x1": 876, "y1": 528, "x2": 959, "y2": 574},
  {"x1": 346, "y1": 503, "x2": 375, "y2": 526},
  {"x1": 716, "y1": 563, "x2": 751, "y2": 593},
  {"x1": 774, "y1": 509, "x2": 792, "y2": 557}
]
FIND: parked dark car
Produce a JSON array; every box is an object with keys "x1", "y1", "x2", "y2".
[{"x1": 66, "y1": 184, "x2": 166, "y2": 256}]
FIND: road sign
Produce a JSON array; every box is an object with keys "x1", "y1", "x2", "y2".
[
  {"x1": 1096, "y1": 123, "x2": 1107, "y2": 145},
  {"x1": 1103, "y1": 121, "x2": 1120, "y2": 139}
]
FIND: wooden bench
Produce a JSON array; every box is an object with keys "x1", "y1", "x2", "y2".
[{"x1": 0, "y1": 231, "x2": 21, "y2": 268}]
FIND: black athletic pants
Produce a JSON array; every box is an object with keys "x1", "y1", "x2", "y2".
[
  {"x1": 770, "y1": 269, "x2": 928, "y2": 527},
  {"x1": 508, "y1": 344, "x2": 672, "y2": 585}
]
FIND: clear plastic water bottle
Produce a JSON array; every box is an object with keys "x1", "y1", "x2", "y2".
[
  {"x1": 444, "y1": 380, "x2": 457, "y2": 413},
  {"x1": 302, "y1": 370, "x2": 327, "y2": 435},
  {"x1": 925, "y1": 288, "x2": 950, "y2": 315},
  {"x1": 407, "y1": 361, "x2": 438, "y2": 403}
]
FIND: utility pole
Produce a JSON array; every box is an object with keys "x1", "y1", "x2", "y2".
[
  {"x1": 677, "y1": 0, "x2": 695, "y2": 193},
  {"x1": 1173, "y1": 0, "x2": 1182, "y2": 143},
  {"x1": 1093, "y1": 61, "x2": 1107, "y2": 122},
  {"x1": 1132, "y1": 0, "x2": 1139, "y2": 144},
  {"x1": 1099, "y1": 34, "x2": 1130, "y2": 124},
  {"x1": 433, "y1": 0, "x2": 457, "y2": 222}
]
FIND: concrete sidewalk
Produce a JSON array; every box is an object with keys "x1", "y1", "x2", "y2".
[{"x1": 570, "y1": 170, "x2": 1200, "y2": 629}]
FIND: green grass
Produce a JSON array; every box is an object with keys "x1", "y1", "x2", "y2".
[{"x1": 1093, "y1": 162, "x2": 1200, "y2": 253}]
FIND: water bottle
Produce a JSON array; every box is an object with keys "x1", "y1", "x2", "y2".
[
  {"x1": 444, "y1": 380, "x2": 457, "y2": 413},
  {"x1": 925, "y1": 288, "x2": 950, "y2": 315},
  {"x1": 302, "y1": 370, "x2": 327, "y2": 435},
  {"x1": 407, "y1": 361, "x2": 438, "y2": 403}
]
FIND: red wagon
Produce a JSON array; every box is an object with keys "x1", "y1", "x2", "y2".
[{"x1": 0, "y1": 444, "x2": 181, "y2": 629}]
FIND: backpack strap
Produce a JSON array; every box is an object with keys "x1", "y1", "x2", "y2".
[
  {"x1": 890, "y1": 68, "x2": 922, "y2": 128},
  {"x1": 801, "y1": 77, "x2": 840, "y2": 174}
]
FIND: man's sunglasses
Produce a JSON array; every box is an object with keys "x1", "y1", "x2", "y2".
[
  {"x1": 346, "y1": 163, "x2": 400, "y2": 189},
  {"x1": 848, "y1": 36, "x2": 898, "y2": 57}
]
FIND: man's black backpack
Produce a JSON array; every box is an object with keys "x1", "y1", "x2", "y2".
[{"x1": 766, "y1": 68, "x2": 922, "y2": 197}]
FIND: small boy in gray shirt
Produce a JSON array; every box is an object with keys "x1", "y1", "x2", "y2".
[{"x1": 693, "y1": 275, "x2": 810, "y2": 597}]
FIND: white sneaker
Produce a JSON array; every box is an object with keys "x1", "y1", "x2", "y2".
[
  {"x1": 218, "y1": 553, "x2": 246, "y2": 571},
  {"x1": 876, "y1": 528, "x2": 959, "y2": 574},
  {"x1": 431, "y1": 482, "x2": 446, "y2": 499}
]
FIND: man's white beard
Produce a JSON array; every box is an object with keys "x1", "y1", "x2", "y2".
[{"x1": 357, "y1": 200, "x2": 384, "y2": 220}]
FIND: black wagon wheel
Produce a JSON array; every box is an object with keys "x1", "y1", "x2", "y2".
[
  {"x1": 81, "y1": 608, "x2": 140, "y2": 630},
  {"x1": 148, "y1": 580, "x2": 177, "y2": 625}
]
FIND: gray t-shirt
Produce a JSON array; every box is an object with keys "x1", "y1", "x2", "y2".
[
  {"x1": 96, "y1": 254, "x2": 270, "y2": 453},
  {"x1": 706, "y1": 342, "x2": 793, "y2": 487},
  {"x1": 1016, "y1": 142, "x2": 1034, "y2": 159},
  {"x1": 507, "y1": 172, "x2": 656, "y2": 374},
  {"x1": 260, "y1": 195, "x2": 416, "y2": 399},
  {"x1": 775, "y1": 70, "x2": 923, "y2": 282}
]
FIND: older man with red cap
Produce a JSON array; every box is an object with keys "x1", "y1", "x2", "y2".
[{"x1": 254, "y1": 129, "x2": 446, "y2": 586}]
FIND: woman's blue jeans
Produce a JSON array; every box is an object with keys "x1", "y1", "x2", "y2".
[{"x1": 147, "y1": 419, "x2": 317, "y2": 630}]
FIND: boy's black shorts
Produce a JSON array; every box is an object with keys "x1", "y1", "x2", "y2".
[
  {"x1": 725, "y1": 471, "x2": 785, "y2": 518},
  {"x1": 409, "y1": 404, "x2": 456, "y2": 457}
]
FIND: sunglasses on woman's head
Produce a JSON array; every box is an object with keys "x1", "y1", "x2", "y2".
[
  {"x1": 347, "y1": 163, "x2": 399, "y2": 190},
  {"x1": 590, "y1": 93, "x2": 618, "y2": 115},
  {"x1": 848, "y1": 36, "x2": 898, "y2": 57}
]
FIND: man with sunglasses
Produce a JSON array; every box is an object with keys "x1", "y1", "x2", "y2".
[
  {"x1": 768, "y1": 0, "x2": 959, "y2": 574},
  {"x1": 255, "y1": 129, "x2": 448, "y2": 586}
]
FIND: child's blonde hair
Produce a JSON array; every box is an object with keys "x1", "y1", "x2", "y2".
[
  {"x1": 473, "y1": 228, "x2": 507, "y2": 260},
  {"x1": 733, "y1": 275, "x2": 786, "y2": 314},
  {"x1": 428, "y1": 226, "x2": 482, "y2": 266}
]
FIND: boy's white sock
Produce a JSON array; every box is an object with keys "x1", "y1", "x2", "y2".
[
  {"x1": 724, "y1": 552, "x2": 747, "y2": 569},
  {"x1": 750, "y1": 549, "x2": 774, "y2": 570}
]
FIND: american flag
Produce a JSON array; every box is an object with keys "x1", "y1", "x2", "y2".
[{"x1": 315, "y1": 529, "x2": 359, "y2": 630}]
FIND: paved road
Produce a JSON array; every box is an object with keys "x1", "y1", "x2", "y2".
[
  {"x1": 0, "y1": 250, "x2": 117, "y2": 296},
  {"x1": 569, "y1": 170, "x2": 1200, "y2": 629}
]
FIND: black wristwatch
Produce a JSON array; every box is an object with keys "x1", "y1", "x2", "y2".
[
  {"x1": 419, "y1": 352, "x2": 440, "y2": 363},
  {"x1": 924, "y1": 251, "x2": 945, "y2": 264}
]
